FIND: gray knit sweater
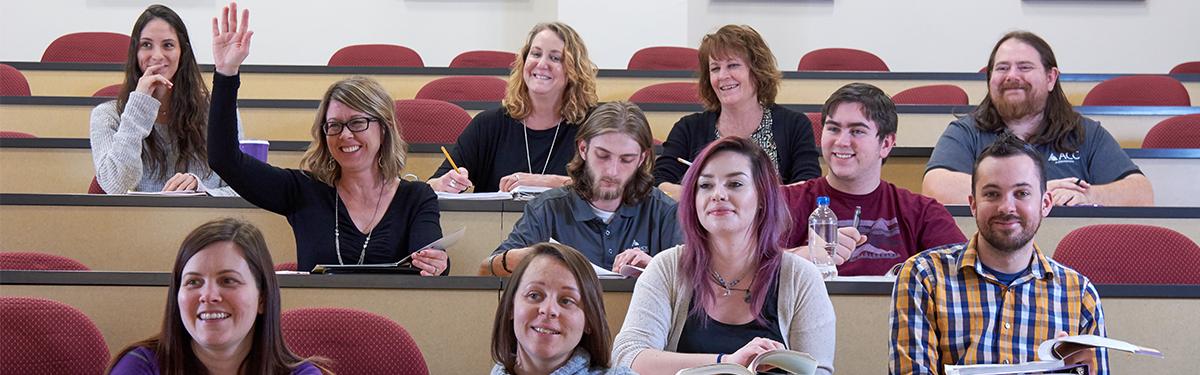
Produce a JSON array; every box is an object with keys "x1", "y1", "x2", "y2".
[
  {"x1": 89, "y1": 92, "x2": 238, "y2": 196},
  {"x1": 611, "y1": 246, "x2": 837, "y2": 375}
]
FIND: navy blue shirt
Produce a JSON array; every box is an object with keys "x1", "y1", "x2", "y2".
[{"x1": 494, "y1": 187, "x2": 682, "y2": 269}]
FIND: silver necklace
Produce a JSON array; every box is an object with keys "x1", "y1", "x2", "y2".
[
  {"x1": 522, "y1": 119, "x2": 561, "y2": 175},
  {"x1": 710, "y1": 269, "x2": 753, "y2": 303},
  {"x1": 333, "y1": 179, "x2": 388, "y2": 265}
]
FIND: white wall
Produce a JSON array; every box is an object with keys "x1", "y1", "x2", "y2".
[{"x1": 2, "y1": 0, "x2": 1197, "y2": 73}]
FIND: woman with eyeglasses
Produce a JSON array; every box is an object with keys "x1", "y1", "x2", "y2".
[{"x1": 205, "y1": 3, "x2": 445, "y2": 274}]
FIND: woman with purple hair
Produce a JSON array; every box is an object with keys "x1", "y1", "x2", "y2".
[{"x1": 611, "y1": 136, "x2": 836, "y2": 375}]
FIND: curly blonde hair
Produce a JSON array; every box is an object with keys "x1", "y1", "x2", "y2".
[
  {"x1": 300, "y1": 76, "x2": 407, "y2": 186},
  {"x1": 502, "y1": 22, "x2": 598, "y2": 124}
]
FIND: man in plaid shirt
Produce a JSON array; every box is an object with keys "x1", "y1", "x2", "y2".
[{"x1": 889, "y1": 133, "x2": 1107, "y2": 375}]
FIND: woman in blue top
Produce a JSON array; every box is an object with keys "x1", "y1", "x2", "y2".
[{"x1": 107, "y1": 218, "x2": 326, "y2": 374}]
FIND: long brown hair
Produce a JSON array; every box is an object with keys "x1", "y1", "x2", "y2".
[
  {"x1": 299, "y1": 76, "x2": 408, "y2": 186},
  {"x1": 491, "y1": 243, "x2": 612, "y2": 372},
  {"x1": 974, "y1": 31, "x2": 1084, "y2": 153},
  {"x1": 503, "y1": 22, "x2": 598, "y2": 125},
  {"x1": 116, "y1": 4, "x2": 209, "y2": 178},
  {"x1": 566, "y1": 101, "x2": 655, "y2": 204},
  {"x1": 107, "y1": 218, "x2": 327, "y2": 374},
  {"x1": 697, "y1": 25, "x2": 782, "y2": 112}
]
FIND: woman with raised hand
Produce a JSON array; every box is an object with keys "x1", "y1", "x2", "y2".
[
  {"x1": 91, "y1": 4, "x2": 239, "y2": 195},
  {"x1": 490, "y1": 242, "x2": 633, "y2": 375},
  {"x1": 613, "y1": 137, "x2": 836, "y2": 375},
  {"x1": 654, "y1": 25, "x2": 820, "y2": 197},
  {"x1": 206, "y1": 3, "x2": 445, "y2": 274},
  {"x1": 108, "y1": 218, "x2": 327, "y2": 374},
  {"x1": 427, "y1": 22, "x2": 598, "y2": 193}
]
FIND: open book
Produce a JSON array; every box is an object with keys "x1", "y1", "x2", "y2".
[
  {"x1": 675, "y1": 349, "x2": 818, "y2": 375},
  {"x1": 311, "y1": 227, "x2": 466, "y2": 274},
  {"x1": 944, "y1": 335, "x2": 1162, "y2": 375}
]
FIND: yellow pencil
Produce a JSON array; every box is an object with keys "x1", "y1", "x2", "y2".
[
  {"x1": 676, "y1": 157, "x2": 693, "y2": 166},
  {"x1": 440, "y1": 146, "x2": 461, "y2": 171}
]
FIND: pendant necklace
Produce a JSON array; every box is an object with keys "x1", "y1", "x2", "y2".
[
  {"x1": 710, "y1": 268, "x2": 754, "y2": 303},
  {"x1": 333, "y1": 179, "x2": 388, "y2": 265},
  {"x1": 523, "y1": 118, "x2": 561, "y2": 174}
]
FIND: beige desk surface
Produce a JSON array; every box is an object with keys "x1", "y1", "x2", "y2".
[
  {"x1": 1, "y1": 99, "x2": 1187, "y2": 149},
  {"x1": 9, "y1": 63, "x2": 1200, "y2": 106},
  {"x1": 1, "y1": 194, "x2": 1196, "y2": 274},
  {"x1": 2, "y1": 272, "x2": 1196, "y2": 374}
]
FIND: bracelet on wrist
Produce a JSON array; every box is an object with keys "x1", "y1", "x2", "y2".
[
  {"x1": 501, "y1": 249, "x2": 512, "y2": 273},
  {"x1": 716, "y1": 353, "x2": 725, "y2": 364}
]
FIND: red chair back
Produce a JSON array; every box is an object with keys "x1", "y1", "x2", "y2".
[
  {"x1": 628, "y1": 82, "x2": 700, "y2": 104},
  {"x1": 892, "y1": 84, "x2": 969, "y2": 105},
  {"x1": 0, "y1": 297, "x2": 110, "y2": 374},
  {"x1": 0, "y1": 63, "x2": 32, "y2": 96},
  {"x1": 449, "y1": 50, "x2": 516, "y2": 69},
  {"x1": 0, "y1": 252, "x2": 89, "y2": 271},
  {"x1": 274, "y1": 261, "x2": 298, "y2": 272},
  {"x1": 1082, "y1": 75, "x2": 1191, "y2": 106},
  {"x1": 1054, "y1": 224, "x2": 1200, "y2": 284},
  {"x1": 1169, "y1": 61, "x2": 1200, "y2": 74},
  {"x1": 93, "y1": 83, "x2": 122, "y2": 97},
  {"x1": 88, "y1": 176, "x2": 106, "y2": 194},
  {"x1": 328, "y1": 44, "x2": 424, "y2": 67},
  {"x1": 41, "y1": 32, "x2": 130, "y2": 63},
  {"x1": 283, "y1": 307, "x2": 429, "y2": 375},
  {"x1": 1142, "y1": 114, "x2": 1200, "y2": 149},
  {"x1": 798, "y1": 48, "x2": 889, "y2": 72},
  {"x1": 0, "y1": 131, "x2": 36, "y2": 138},
  {"x1": 415, "y1": 76, "x2": 507, "y2": 102},
  {"x1": 395, "y1": 99, "x2": 472, "y2": 144},
  {"x1": 628, "y1": 46, "x2": 700, "y2": 71},
  {"x1": 806, "y1": 112, "x2": 823, "y2": 146}
]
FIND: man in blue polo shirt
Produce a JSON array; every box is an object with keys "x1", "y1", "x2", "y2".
[{"x1": 479, "y1": 101, "x2": 682, "y2": 276}]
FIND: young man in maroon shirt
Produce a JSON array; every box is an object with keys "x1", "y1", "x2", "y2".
[{"x1": 784, "y1": 83, "x2": 966, "y2": 276}]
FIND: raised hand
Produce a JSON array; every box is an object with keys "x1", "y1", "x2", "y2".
[{"x1": 211, "y1": 2, "x2": 253, "y2": 76}]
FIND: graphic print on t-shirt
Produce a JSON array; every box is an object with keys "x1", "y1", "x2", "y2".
[{"x1": 844, "y1": 217, "x2": 901, "y2": 262}]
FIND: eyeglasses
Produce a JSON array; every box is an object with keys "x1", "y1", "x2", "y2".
[{"x1": 322, "y1": 117, "x2": 378, "y2": 136}]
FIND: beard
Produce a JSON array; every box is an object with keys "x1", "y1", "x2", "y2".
[
  {"x1": 977, "y1": 213, "x2": 1040, "y2": 253},
  {"x1": 588, "y1": 169, "x2": 625, "y2": 201},
  {"x1": 991, "y1": 81, "x2": 1047, "y2": 120}
]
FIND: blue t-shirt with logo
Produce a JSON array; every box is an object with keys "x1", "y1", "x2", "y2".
[{"x1": 926, "y1": 115, "x2": 1141, "y2": 184}]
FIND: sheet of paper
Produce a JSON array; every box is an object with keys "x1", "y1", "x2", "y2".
[
  {"x1": 435, "y1": 191, "x2": 513, "y2": 200},
  {"x1": 126, "y1": 190, "x2": 207, "y2": 197}
]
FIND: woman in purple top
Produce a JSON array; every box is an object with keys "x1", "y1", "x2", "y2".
[{"x1": 107, "y1": 216, "x2": 326, "y2": 375}]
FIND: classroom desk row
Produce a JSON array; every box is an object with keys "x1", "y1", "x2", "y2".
[
  {"x1": 3, "y1": 95, "x2": 1197, "y2": 149},
  {"x1": 6, "y1": 61, "x2": 1200, "y2": 106},
  {"x1": 1, "y1": 271, "x2": 1196, "y2": 374},
  {"x1": 3, "y1": 138, "x2": 1198, "y2": 206},
  {"x1": 1, "y1": 193, "x2": 1196, "y2": 276}
]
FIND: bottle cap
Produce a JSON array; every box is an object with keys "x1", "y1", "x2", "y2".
[{"x1": 816, "y1": 196, "x2": 830, "y2": 206}]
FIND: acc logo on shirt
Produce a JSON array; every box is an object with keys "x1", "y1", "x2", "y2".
[{"x1": 1047, "y1": 152, "x2": 1080, "y2": 165}]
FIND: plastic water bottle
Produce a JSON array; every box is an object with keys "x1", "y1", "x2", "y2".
[{"x1": 808, "y1": 196, "x2": 839, "y2": 279}]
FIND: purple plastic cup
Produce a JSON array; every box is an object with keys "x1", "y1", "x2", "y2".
[{"x1": 239, "y1": 140, "x2": 270, "y2": 162}]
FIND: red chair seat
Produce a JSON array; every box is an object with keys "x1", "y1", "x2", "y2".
[
  {"x1": 415, "y1": 76, "x2": 507, "y2": 102},
  {"x1": 395, "y1": 99, "x2": 471, "y2": 144},
  {"x1": 798, "y1": 48, "x2": 889, "y2": 72},
  {"x1": 0, "y1": 297, "x2": 110, "y2": 374},
  {"x1": 328, "y1": 44, "x2": 424, "y2": 67},
  {"x1": 41, "y1": 32, "x2": 130, "y2": 63},
  {"x1": 1054, "y1": 224, "x2": 1200, "y2": 284},
  {"x1": 628, "y1": 46, "x2": 700, "y2": 71},
  {"x1": 283, "y1": 307, "x2": 429, "y2": 375},
  {"x1": 0, "y1": 63, "x2": 32, "y2": 96},
  {"x1": 0, "y1": 252, "x2": 89, "y2": 271},
  {"x1": 449, "y1": 50, "x2": 516, "y2": 69},
  {"x1": 892, "y1": 84, "x2": 969, "y2": 105},
  {"x1": 1082, "y1": 75, "x2": 1190, "y2": 106},
  {"x1": 628, "y1": 82, "x2": 700, "y2": 104}
]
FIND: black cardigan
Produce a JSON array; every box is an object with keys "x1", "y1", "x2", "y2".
[
  {"x1": 653, "y1": 104, "x2": 821, "y2": 185},
  {"x1": 431, "y1": 107, "x2": 579, "y2": 192},
  {"x1": 207, "y1": 73, "x2": 443, "y2": 272}
]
